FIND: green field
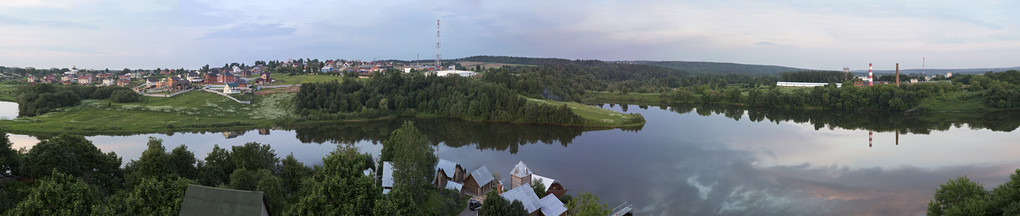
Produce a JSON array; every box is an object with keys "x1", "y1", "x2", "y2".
[
  {"x1": 270, "y1": 73, "x2": 347, "y2": 84},
  {"x1": 526, "y1": 97, "x2": 645, "y2": 128},
  {"x1": 0, "y1": 84, "x2": 17, "y2": 102},
  {"x1": 0, "y1": 91, "x2": 295, "y2": 135},
  {"x1": 917, "y1": 91, "x2": 992, "y2": 112}
]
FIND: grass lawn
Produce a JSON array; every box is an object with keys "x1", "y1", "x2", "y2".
[
  {"x1": 0, "y1": 84, "x2": 18, "y2": 102},
  {"x1": 270, "y1": 73, "x2": 347, "y2": 85},
  {"x1": 0, "y1": 91, "x2": 291, "y2": 135},
  {"x1": 917, "y1": 91, "x2": 992, "y2": 112},
  {"x1": 526, "y1": 97, "x2": 645, "y2": 128}
]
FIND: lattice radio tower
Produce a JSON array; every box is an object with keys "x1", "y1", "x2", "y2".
[{"x1": 435, "y1": 19, "x2": 441, "y2": 70}]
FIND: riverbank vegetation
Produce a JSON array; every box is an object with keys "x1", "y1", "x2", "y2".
[
  {"x1": 295, "y1": 71, "x2": 643, "y2": 128},
  {"x1": 0, "y1": 122, "x2": 476, "y2": 215},
  {"x1": 927, "y1": 170, "x2": 1020, "y2": 215}
]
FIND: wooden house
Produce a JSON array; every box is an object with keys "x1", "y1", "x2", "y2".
[
  {"x1": 509, "y1": 161, "x2": 533, "y2": 190},
  {"x1": 434, "y1": 159, "x2": 466, "y2": 190},
  {"x1": 533, "y1": 174, "x2": 567, "y2": 199},
  {"x1": 463, "y1": 165, "x2": 495, "y2": 196}
]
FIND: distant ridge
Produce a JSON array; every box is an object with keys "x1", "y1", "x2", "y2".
[
  {"x1": 629, "y1": 61, "x2": 809, "y2": 74},
  {"x1": 449, "y1": 56, "x2": 810, "y2": 74}
]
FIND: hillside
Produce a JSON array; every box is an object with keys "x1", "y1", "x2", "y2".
[{"x1": 630, "y1": 61, "x2": 809, "y2": 74}]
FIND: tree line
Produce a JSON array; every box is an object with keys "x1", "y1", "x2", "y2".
[
  {"x1": 295, "y1": 71, "x2": 585, "y2": 126},
  {"x1": 16, "y1": 84, "x2": 139, "y2": 117}
]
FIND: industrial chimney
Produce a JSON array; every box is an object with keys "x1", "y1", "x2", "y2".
[{"x1": 896, "y1": 63, "x2": 900, "y2": 87}]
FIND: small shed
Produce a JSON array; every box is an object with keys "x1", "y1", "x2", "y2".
[
  {"x1": 179, "y1": 184, "x2": 270, "y2": 216},
  {"x1": 463, "y1": 165, "x2": 495, "y2": 195},
  {"x1": 509, "y1": 161, "x2": 533, "y2": 190}
]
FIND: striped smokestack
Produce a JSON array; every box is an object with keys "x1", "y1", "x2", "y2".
[{"x1": 869, "y1": 63, "x2": 873, "y2": 86}]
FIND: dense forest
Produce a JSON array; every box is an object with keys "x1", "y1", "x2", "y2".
[
  {"x1": 295, "y1": 71, "x2": 589, "y2": 126},
  {"x1": 15, "y1": 84, "x2": 139, "y2": 117},
  {"x1": 633, "y1": 60, "x2": 807, "y2": 74}
]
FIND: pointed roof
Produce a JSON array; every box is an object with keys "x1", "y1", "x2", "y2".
[
  {"x1": 435, "y1": 159, "x2": 460, "y2": 178},
  {"x1": 501, "y1": 183, "x2": 542, "y2": 214},
  {"x1": 539, "y1": 194, "x2": 567, "y2": 216},
  {"x1": 532, "y1": 174, "x2": 559, "y2": 191},
  {"x1": 469, "y1": 165, "x2": 494, "y2": 186},
  {"x1": 179, "y1": 184, "x2": 268, "y2": 216},
  {"x1": 510, "y1": 161, "x2": 532, "y2": 178}
]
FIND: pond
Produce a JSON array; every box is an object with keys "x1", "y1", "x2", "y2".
[{"x1": 7, "y1": 103, "x2": 1020, "y2": 215}]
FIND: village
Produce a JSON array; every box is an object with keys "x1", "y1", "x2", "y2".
[{"x1": 16, "y1": 58, "x2": 480, "y2": 103}]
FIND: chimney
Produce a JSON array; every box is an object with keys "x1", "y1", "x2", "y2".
[{"x1": 896, "y1": 63, "x2": 900, "y2": 87}]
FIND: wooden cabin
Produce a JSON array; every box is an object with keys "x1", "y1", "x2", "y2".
[
  {"x1": 434, "y1": 159, "x2": 466, "y2": 190},
  {"x1": 463, "y1": 165, "x2": 495, "y2": 196}
]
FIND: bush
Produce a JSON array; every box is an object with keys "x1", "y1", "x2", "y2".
[{"x1": 110, "y1": 89, "x2": 141, "y2": 103}]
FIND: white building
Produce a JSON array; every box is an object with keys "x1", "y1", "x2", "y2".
[
  {"x1": 776, "y1": 82, "x2": 841, "y2": 88},
  {"x1": 433, "y1": 70, "x2": 477, "y2": 77}
]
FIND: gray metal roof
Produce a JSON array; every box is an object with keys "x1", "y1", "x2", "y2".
[
  {"x1": 436, "y1": 159, "x2": 459, "y2": 178},
  {"x1": 381, "y1": 161, "x2": 394, "y2": 188},
  {"x1": 444, "y1": 181, "x2": 463, "y2": 192},
  {"x1": 179, "y1": 184, "x2": 267, "y2": 216},
  {"x1": 500, "y1": 183, "x2": 542, "y2": 214},
  {"x1": 539, "y1": 194, "x2": 567, "y2": 216},
  {"x1": 532, "y1": 174, "x2": 558, "y2": 191},
  {"x1": 469, "y1": 165, "x2": 494, "y2": 186},
  {"x1": 510, "y1": 161, "x2": 532, "y2": 178}
]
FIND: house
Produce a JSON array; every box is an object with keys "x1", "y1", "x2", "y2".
[
  {"x1": 117, "y1": 78, "x2": 131, "y2": 86},
  {"x1": 532, "y1": 174, "x2": 567, "y2": 199},
  {"x1": 43, "y1": 76, "x2": 59, "y2": 84},
  {"x1": 205, "y1": 73, "x2": 220, "y2": 84},
  {"x1": 146, "y1": 78, "x2": 160, "y2": 87},
  {"x1": 167, "y1": 77, "x2": 191, "y2": 89},
  {"x1": 381, "y1": 161, "x2": 394, "y2": 194},
  {"x1": 255, "y1": 72, "x2": 272, "y2": 84},
  {"x1": 223, "y1": 83, "x2": 241, "y2": 94},
  {"x1": 510, "y1": 161, "x2": 533, "y2": 189},
  {"x1": 501, "y1": 183, "x2": 567, "y2": 216},
  {"x1": 102, "y1": 79, "x2": 115, "y2": 86},
  {"x1": 187, "y1": 72, "x2": 204, "y2": 83},
  {"x1": 218, "y1": 72, "x2": 237, "y2": 84},
  {"x1": 179, "y1": 184, "x2": 271, "y2": 216},
  {"x1": 77, "y1": 75, "x2": 93, "y2": 85},
  {"x1": 26, "y1": 75, "x2": 36, "y2": 83},
  {"x1": 463, "y1": 165, "x2": 495, "y2": 195},
  {"x1": 435, "y1": 159, "x2": 467, "y2": 190}
]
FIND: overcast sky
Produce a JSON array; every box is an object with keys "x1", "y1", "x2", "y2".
[{"x1": 1, "y1": 0, "x2": 1018, "y2": 70}]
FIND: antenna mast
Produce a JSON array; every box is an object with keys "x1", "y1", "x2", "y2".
[{"x1": 435, "y1": 19, "x2": 441, "y2": 70}]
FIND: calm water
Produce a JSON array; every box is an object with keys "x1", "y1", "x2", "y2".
[{"x1": 5, "y1": 103, "x2": 1020, "y2": 216}]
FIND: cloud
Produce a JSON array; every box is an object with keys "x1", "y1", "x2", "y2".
[
  {"x1": 0, "y1": 15, "x2": 97, "y2": 29},
  {"x1": 198, "y1": 23, "x2": 297, "y2": 40}
]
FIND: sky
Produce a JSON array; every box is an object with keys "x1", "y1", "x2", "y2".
[{"x1": 1, "y1": 0, "x2": 1018, "y2": 71}]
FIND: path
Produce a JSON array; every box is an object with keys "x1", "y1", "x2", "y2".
[
  {"x1": 201, "y1": 88, "x2": 251, "y2": 104},
  {"x1": 137, "y1": 88, "x2": 194, "y2": 98}
]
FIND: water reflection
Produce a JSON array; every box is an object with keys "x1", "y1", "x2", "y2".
[
  {"x1": 5, "y1": 104, "x2": 1020, "y2": 215},
  {"x1": 290, "y1": 118, "x2": 612, "y2": 153}
]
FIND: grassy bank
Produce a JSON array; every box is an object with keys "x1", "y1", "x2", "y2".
[
  {"x1": 0, "y1": 91, "x2": 294, "y2": 135},
  {"x1": 0, "y1": 90, "x2": 642, "y2": 135},
  {"x1": 526, "y1": 97, "x2": 645, "y2": 128},
  {"x1": 0, "y1": 84, "x2": 18, "y2": 102}
]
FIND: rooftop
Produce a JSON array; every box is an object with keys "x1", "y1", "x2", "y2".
[
  {"x1": 178, "y1": 184, "x2": 267, "y2": 216},
  {"x1": 470, "y1": 165, "x2": 494, "y2": 185}
]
